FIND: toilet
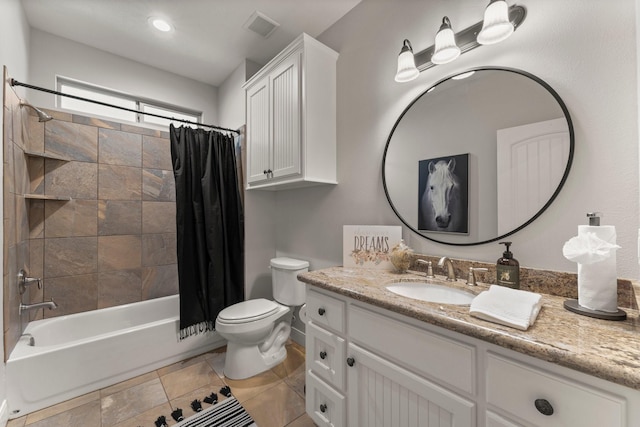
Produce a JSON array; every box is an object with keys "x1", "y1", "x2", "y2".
[{"x1": 215, "y1": 257, "x2": 309, "y2": 380}]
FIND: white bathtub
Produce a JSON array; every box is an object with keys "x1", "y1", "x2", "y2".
[{"x1": 6, "y1": 295, "x2": 225, "y2": 418}]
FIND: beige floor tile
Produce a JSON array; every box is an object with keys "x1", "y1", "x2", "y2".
[
  {"x1": 242, "y1": 382, "x2": 306, "y2": 427},
  {"x1": 272, "y1": 342, "x2": 306, "y2": 380},
  {"x1": 156, "y1": 351, "x2": 213, "y2": 377},
  {"x1": 25, "y1": 400, "x2": 101, "y2": 427},
  {"x1": 100, "y1": 370, "x2": 159, "y2": 398},
  {"x1": 284, "y1": 368, "x2": 306, "y2": 399},
  {"x1": 112, "y1": 402, "x2": 173, "y2": 427},
  {"x1": 159, "y1": 360, "x2": 224, "y2": 400},
  {"x1": 6, "y1": 417, "x2": 26, "y2": 427},
  {"x1": 204, "y1": 347, "x2": 227, "y2": 379},
  {"x1": 24, "y1": 391, "x2": 100, "y2": 425},
  {"x1": 223, "y1": 369, "x2": 283, "y2": 403},
  {"x1": 286, "y1": 413, "x2": 318, "y2": 427},
  {"x1": 101, "y1": 377, "x2": 168, "y2": 426}
]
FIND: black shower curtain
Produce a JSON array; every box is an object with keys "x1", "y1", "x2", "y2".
[{"x1": 170, "y1": 124, "x2": 244, "y2": 339}]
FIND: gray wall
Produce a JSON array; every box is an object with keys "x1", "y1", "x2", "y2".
[
  {"x1": 274, "y1": 0, "x2": 639, "y2": 281},
  {"x1": 27, "y1": 29, "x2": 219, "y2": 126}
]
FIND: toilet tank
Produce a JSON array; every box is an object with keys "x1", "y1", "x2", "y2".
[{"x1": 271, "y1": 257, "x2": 309, "y2": 306}]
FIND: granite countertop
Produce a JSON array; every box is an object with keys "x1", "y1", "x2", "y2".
[{"x1": 298, "y1": 266, "x2": 640, "y2": 391}]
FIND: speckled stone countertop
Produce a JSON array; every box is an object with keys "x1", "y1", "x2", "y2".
[{"x1": 298, "y1": 266, "x2": 640, "y2": 391}]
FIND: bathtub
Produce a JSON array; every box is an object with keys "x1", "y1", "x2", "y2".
[{"x1": 6, "y1": 295, "x2": 225, "y2": 418}]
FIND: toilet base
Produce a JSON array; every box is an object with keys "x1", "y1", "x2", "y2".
[{"x1": 223, "y1": 340, "x2": 287, "y2": 380}]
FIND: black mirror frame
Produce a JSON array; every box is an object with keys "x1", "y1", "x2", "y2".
[{"x1": 382, "y1": 66, "x2": 575, "y2": 246}]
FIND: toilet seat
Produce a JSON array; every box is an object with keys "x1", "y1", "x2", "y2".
[{"x1": 217, "y1": 299, "x2": 280, "y2": 324}]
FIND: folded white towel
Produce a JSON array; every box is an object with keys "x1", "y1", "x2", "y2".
[{"x1": 470, "y1": 285, "x2": 543, "y2": 331}]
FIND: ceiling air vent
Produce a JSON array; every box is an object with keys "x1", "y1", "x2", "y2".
[{"x1": 243, "y1": 11, "x2": 280, "y2": 38}]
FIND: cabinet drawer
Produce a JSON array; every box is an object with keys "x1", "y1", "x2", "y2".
[
  {"x1": 486, "y1": 411, "x2": 522, "y2": 427},
  {"x1": 349, "y1": 304, "x2": 475, "y2": 394},
  {"x1": 306, "y1": 321, "x2": 346, "y2": 391},
  {"x1": 307, "y1": 288, "x2": 345, "y2": 333},
  {"x1": 486, "y1": 353, "x2": 626, "y2": 427},
  {"x1": 306, "y1": 370, "x2": 346, "y2": 427}
]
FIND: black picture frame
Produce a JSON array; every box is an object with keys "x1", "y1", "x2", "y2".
[{"x1": 418, "y1": 153, "x2": 469, "y2": 234}]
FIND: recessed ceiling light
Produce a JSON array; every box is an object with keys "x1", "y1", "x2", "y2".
[{"x1": 149, "y1": 17, "x2": 173, "y2": 33}]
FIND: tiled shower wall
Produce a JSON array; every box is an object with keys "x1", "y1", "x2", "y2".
[{"x1": 3, "y1": 73, "x2": 179, "y2": 358}]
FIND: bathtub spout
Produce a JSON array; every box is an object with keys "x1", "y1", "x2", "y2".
[{"x1": 19, "y1": 299, "x2": 58, "y2": 315}]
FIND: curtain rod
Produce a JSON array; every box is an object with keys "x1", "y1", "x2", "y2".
[{"x1": 9, "y1": 78, "x2": 239, "y2": 135}]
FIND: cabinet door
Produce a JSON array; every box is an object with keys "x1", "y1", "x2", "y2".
[
  {"x1": 246, "y1": 77, "x2": 271, "y2": 184},
  {"x1": 347, "y1": 344, "x2": 474, "y2": 427},
  {"x1": 269, "y1": 52, "x2": 301, "y2": 180}
]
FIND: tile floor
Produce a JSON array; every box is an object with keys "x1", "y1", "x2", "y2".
[{"x1": 7, "y1": 341, "x2": 315, "y2": 427}]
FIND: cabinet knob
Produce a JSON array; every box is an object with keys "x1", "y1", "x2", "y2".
[
  {"x1": 263, "y1": 169, "x2": 268, "y2": 174},
  {"x1": 346, "y1": 357, "x2": 355, "y2": 367},
  {"x1": 318, "y1": 307, "x2": 326, "y2": 316},
  {"x1": 319, "y1": 351, "x2": 327, "y2": 360},
  {"x1": 534, "y1": 398, "x2": 554, "y2": 416},
  {"x1": 320, "y1": 403, "x2": 327, "y2": 413}
]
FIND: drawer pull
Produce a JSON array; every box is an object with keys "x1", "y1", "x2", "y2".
[
  {"x1": 347, "y1": 357, "x2": 355, "y2": 367},
  {"x1": 534, "y1": 398, "x2": 554, "y2": 416},
  {"x1": 319, "y1": 351, "x2": 327, "y2": 360},
  {"x1": 318, "y1": 307, "x2": 326, "y2": 316},
  {"x1": 320, "y1": 403, "x2": 327, "y2": 413}
]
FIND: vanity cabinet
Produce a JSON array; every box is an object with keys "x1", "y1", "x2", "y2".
[
  {"x1": 243, "y1": 33, "x2": 338, "y2": 190},
  {"x1": 305, "y1": 286, "x2": 640, "y2": 427}
]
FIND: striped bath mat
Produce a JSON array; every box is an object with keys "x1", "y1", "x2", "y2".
[{"x1": 175, "y1": 397, "x2": 256, "y2": 427}]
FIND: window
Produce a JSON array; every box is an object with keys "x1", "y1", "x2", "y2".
[{"x1": 56, "y1": 77, "x2": 202, "y2": 128}]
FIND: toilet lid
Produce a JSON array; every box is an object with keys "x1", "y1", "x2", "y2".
[{"x1": 217, "y1": 299, "x2": 280, "y2": 324}]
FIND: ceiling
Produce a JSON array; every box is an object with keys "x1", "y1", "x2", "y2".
[{"x1": 21, "y1": 0, "x2": 362, "y2": 87}]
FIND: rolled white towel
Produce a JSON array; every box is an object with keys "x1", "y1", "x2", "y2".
[{"x1": 470, "y1": 285, "x2": 543, "y2": 331}]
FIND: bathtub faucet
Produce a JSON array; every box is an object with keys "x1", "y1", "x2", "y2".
[{"x1": 19, "y1": 299, "x2": 58, "y2": 315}]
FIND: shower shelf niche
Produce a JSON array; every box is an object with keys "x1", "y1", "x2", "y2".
[
  {"x1": 23, "y1": 150, "x2": 72, "y2": 202},
  {"x1": 24, "y1": 150, "x2": 71, "y2": 161},
  {"x1": 23, "y1": 194, "x2": 71, "y2": 201}
]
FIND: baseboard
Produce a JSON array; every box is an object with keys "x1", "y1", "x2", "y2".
[
  {"x1": 290, "y1": 326, "x2": 305, "y2": 348},
  {"x1": 0, "y1": 398, "x2": 9, "y2": 427}
]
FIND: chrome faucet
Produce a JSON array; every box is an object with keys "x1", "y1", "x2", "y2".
[
  {"x1": 18, "y1": 269, "x2": 42, "y2": 295},
  {"x1": 415, "y1": 259, "x2": 434, "y2": 278},
  {"x1": 466, "y1": 267, "x2": 488, "y2": 286},
  {"x1": 19, "y1": 299, "x2": 58, "y2": 315},
  {"x1": 438, "y1": 257, "x2": 456, "y2": 281}
]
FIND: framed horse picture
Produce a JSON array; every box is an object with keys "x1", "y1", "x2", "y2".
[{"x1": 418, "y1": 153, "x2": 469, "y2": 234}]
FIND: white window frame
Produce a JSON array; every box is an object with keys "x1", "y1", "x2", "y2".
[{"x1": 56, "y1": 77, "x2": 202, "y2": 128}]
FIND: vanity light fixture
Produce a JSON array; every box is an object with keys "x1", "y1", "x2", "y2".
[
  {"x1": 477, "y1": 0, "x2": 514, "y2": 45},
  {"x1": 393, "y1": 3, "x2": 526, "y2": 82},
  {"x1": 431, "y1": 17, "x2": 461, "y2": 65},
  {"x1": 394, "y1": 39, "x2": 420, "y2": 83}
]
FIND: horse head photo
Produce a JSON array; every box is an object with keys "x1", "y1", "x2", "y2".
[{"x1": 418, "y1": 154, "x2": 469, "y2": 234}]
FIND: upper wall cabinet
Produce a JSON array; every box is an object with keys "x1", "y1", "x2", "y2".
[{"x1": 243, "y1": 33, "x2": 338, "y2": 190}]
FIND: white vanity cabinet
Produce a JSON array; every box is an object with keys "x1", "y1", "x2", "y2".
[
  {"x1": 305, "y1": 285, "x2": 640, "y2": 427},
  {"x1": 243, "y1": 33, "x2": 337, "y2": 190},
  {"x1": 305, "y1": 287, "x2": 474, "y2": 427}
]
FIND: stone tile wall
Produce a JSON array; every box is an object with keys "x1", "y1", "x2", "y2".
[
  {"x1": 3, "y1": 69, "x2": 31, "y2": 360},
  {"x1": 3, "y1": 71, "x2": 179, "y2": 358}
]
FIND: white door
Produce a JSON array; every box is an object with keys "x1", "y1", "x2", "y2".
[
  {"x1": 270, "y1": 52, "x2": 301, "y2": 180},
  {"x1": 347, "y1": 344, "x2": 474, "y2": 427},
  {"x1": 496, "y1": 118, "x2": 570, "y2": 234},
  {"x1": 246, "y1": 77, "x2": 271, "y2": 184}
]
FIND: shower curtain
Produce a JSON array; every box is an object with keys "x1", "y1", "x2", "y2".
[{"x1": 170, "y1": 125, "x2": 244, "y2": 339}]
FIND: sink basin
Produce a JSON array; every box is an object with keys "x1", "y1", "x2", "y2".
[{"x1": 386, "y1": 282, "x2": 475, "y2": 305}]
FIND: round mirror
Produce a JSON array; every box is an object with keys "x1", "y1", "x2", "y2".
[{"x1": 383, "y1": 67, "x2": 574, "y2": 246}]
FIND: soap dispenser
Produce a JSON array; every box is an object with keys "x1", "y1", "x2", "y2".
[{"x1": 496, "y1": 241, "x2": 520, "y2": 289}]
